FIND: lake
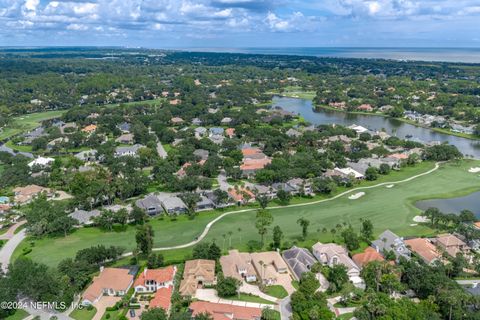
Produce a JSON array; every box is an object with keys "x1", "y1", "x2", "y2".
[
  {"x1": 415, "y1": 191, "x2": 480, "y2": 217},
  {"x1": 273, "y1": 96, "x2": 480, "y2": 158}
]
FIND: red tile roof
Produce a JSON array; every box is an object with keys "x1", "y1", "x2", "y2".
[
  {"x1": 83, "y1": 268, "x2": 134, "y2": 303},
  {"x1": 189, "y1": 301, "x2": 262, "y2": 320},
  {"x1": 352, "y1": 247, "x2": 384, "y2": 268},
  {"x1": 405, "y1": 238, "x2": 441, "y2": 264},
  {"x1": 240, "y1": 158, "x2": 271, "y2": 171},
  {"x1": 228, "y1": 188, "x2": 255, "y2": 202},
  {"x1": 134, "y1": 266, "x2": 176, "y2": 287},
  {"x1": 241, "y1": 148, "x2": 262, "y2": 157},
  {"x1": 150, "y1": 286, "x2": 173, "y2": 312}
]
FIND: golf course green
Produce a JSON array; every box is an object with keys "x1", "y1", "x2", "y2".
[{"x1": 14, "y1": 159, "x2": 480, "y2": 267}]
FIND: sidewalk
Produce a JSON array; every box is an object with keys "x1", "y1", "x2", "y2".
[{"x1": 195, "y1": 289, "x2": 277, "y2": 310}]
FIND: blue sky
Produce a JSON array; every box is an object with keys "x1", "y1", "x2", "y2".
[{"x1": 0, "y1": 0, "x2": 479, "y2": 47}]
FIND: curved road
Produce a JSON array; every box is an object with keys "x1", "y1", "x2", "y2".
[{"x1": 137, "y1": 162, "x2": 441, "y2": 255}]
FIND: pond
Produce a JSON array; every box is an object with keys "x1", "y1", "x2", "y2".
[
  {"x1": 414, "y1": 191, "x2": 480, "y2": 218},
  {"x1": 274, "y1": 96, "x2": 480, "y2": 158}
]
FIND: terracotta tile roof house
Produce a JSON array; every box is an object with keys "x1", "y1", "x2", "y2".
[
  {"x1": 13, "y1": 185, "x2": 52, "y2": 204},
  {"x1": 435, "y1": 234, "x2": 470, "y2": 258},
  {"x1": 240, "y1": 158, "x2": 272, "y2": 177},
  {"x1": 352, "y1": 247, "x2": 385, "y2": 268},
  {"x1": 220, "y1": 250, "x2": 257, "y2": 283},
  {"x1": 82, "y1": 267, "x2": 135, "y2": 305},
  {"x1": 241, "y1": 148, "x2": 263, "y2": 157},
  {"x1": 357, "y1": 104, "x2": 374, "y2": 112},
  {"x1": 189, "y1": 301, "x2": 262, "y2": 320},
  {"x1": 0, "y1": 204, "x2": 11, "y2": 214},
  {"x1": 179, "y1": 259, "x2": 216, "y2": 296},
  {"x1": 81, "y1": 124, "x2": 97, "y2": 134},
  {"x1": 389, "y1": 153, "x2": 409, "y2": 160},
  {"x1": 228, "y1": 188, "x2": 255, "y2": 205},
  {"x1": 149, "y1": 286, "x2": 173, "y2": 313},
  {"x1": 225, "y1": 128, "x2": 235, "y2": 138},
  {"x1": 134, "y1": 266, "x2": 176, "y2": 293},
  {"x1": 405, "y1": 238, "x2": 441, "y2": 265},
  {"x1": 250, "y1": 251, "x2": 288, "y2": 285},
  {"x1": 282, "y1": 246, "x2": 317, "y2": 280},
  {"x1": 474, "y1": 222, "x2": 480, "y2": 230}
]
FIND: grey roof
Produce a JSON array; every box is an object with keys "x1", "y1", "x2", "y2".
[
  {"x1": 195, "y1": 127, "x2": 207, "y2": 134},
  {"x1": 115, "y1": 144, "x2": 144, "y2": 156},
  {"x1": 69, "y1": 209, "x2": 101, "y2": 224},
  {"x1": 196, "y1": 195, "x2": 215, "y2": 208},
  {"x1": 136, "y1": 194, "x2": 163, "y2": 211},
  {"x1": 282, "y1": 246, "x2": 317, "y2": 280},
  {"x1": 75, "y1": 149, "x2": 97, "y2": 161},
  {"x1": 193, "y1": 149, "x2": 209, "y2": 160},
  {"x1": 162, "y1": 196, "x2": 187, "y2": 210},
  {"x1": 272, "y1": 182, "x2": 296, "y2": 193},
  {"x1": 192, "y1": 118, "x2": 202, "y2": 125},
  {"x1": 117, "y1": 122, "x2": 131, "y2": 132},
  {"x1": 209, "y1": 127, "x2": 224, "y2": 135},
  {"x1": 24, "y1": 127, "x2": 45, "y2": 139},
  {"x1": 372, "y1": 230, "x2": 411, "y2": 260}
]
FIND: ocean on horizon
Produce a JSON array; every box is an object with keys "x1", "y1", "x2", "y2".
[{"x1": 177, "y1": 47, "x2": 480, "y2": 64}]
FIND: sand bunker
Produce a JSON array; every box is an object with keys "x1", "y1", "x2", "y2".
[
  {"x1": 386, "y1": 184, "x2": 394, "y2": 188},
  {"x1": 348, "y1": 192, "x2": 365, "y2": 200},
  {"x1": 468, "y1": 167, "x2": 480, "y2": 173},
  {"x1": 413, "y1": 215, "x2": 429, "y2": 223}
]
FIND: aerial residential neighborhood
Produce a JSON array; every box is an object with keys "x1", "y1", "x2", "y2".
[{"x1": 1, "y1": 4, "x2": 480, "y2": 319}]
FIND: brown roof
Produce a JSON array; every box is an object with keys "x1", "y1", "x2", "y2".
[
  {"x1": 240, "y1": 158, "x2": 271, "y2": 171},
  {"x1": 405, "y1": 238, "x2": 441, "y2": 264},
  {"x1": 83, "y1": 268, "x2": 134, "y2": 303},
  {"x1": 189, "y1": 301, "x2": 262, "y2": 320},
  {"x1": 220, "y1": 250, "x2": 256, "y2": 281},
  {"x1": 179, "y1": 259, "x2": 215, "y2": 296},
  {"x1": 228, "y1": 188, "x2": 255, "y2": 202},
  {"x1": 352, "y1": 247, "x2": 384, "y2": 268},
  {"x1": 81, "y1": 124, "x2": 97, "y2": 133}
]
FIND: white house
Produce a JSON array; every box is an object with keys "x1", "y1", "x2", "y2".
[{"x1": 28, "y1": 157, "x2": 55, "y2": 168}]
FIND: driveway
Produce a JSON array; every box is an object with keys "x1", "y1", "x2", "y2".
[
  {"x1": 0, "y1": 229, "x2": 26, "y2": 272},
  {"x1": 195, "y1": 289, "x2": 277, "y2": 310},
  {"x1": 217, "y1": 170, "x2": 232, "y2": 191},
  {"x1": 279, "y1": 297, "x2": 292, "y2": 320},
  {"x1": 156, "y1": 142, "x2": 168, "y2": 159},
  {"x1": 276, "y1": 274, "x2": 296, "y2": 295},
  {"x1": 0, "y1": 220, "x2": 26, "y2": 240},
  {"x1": 92, "y1": 296, "x2": 121, "y2": 320},
  {"x1": 239, "y1": 283, "x2": 278, "y2": 303}
]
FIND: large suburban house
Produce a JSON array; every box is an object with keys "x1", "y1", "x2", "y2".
[
  {"x1": 435, "y1": 234, "x2": 471, "y2": 258},
  {"x1": 352, "y1": 247, "x2": 385, "y2": 268},
  {"x1": 13, "y1": 185, "x2": 53, "y2": 204},
  {"x1": 134, "y1": 266, "x2": 176, "y2": 293},
  {"x1": 136, "y1": 193, "x2": 188, "y2": 215},
  {"x1": 282, "y1": 246, "x2": 317, "y2": 280},
  {"x1": 82, "y1": 267, "x2": 135, "y2": 306},
  {"x1": 134, "y1": 266, "x2": 176, "y2": 314},
  {"x1": 179, "y1": 259, "x2": 216, "y2": 297},
  {"x1": 250, "y1": 251, "x2": 288, "y2": 285},
  {"x1": 28, "y1": 156, "x2": 55, "y2": 168},
  {"x1": 405, "y1": 238, "x2": 441, "y2": 265},
  {"x1": 240, "y1": 147, "x2": 272, "y2": 177},
  {"x1": 372, "y1": 230, "x2": 411, "y2": 261},
  {"x1": 69, "y1": 209, "x2": 102, "y2": 225},
  {"x1": 220, "y1": 250, "x2": 257, "y2": 283},
  {"x1": 312, "y1": 242, "x2": 363, "y2": 287},
  {"x1": 189, "y1": 301, "x2": 262, "y2": 320},
  {"x1": 115, "y1": 144, "x2": 144, "y2": 157}
]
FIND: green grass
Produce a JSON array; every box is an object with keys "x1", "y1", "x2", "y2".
[
  {"x1": 4, "y1": 140, "x2": 33, "y2": 152},
  {"x1": 268, "y1": 86, "x2": 317, "y2": 100},
  {"x1": 70, "y1": 306, "x2": 97, "y2": 320},
  {"x1": 0, "y1": 110, "x2": 65, "y2": 140},
  {"x1": 4, "y1": 309, "x2": 29, "y2": 320},
  {"x1": 336, "y1": 313, "x2": 354, "y2": 320},
  {"x1": 231, "y1": 293, "x2": 276, "y2": 305},
  {"x1": 264, "y1": 285, "x2": 288, "y2": 299},
  {"x1": 105, "y1": 98, "x2": 166, "y2": 108},
  {"x1": 13, "y1": 160, "x2": 480, "y2": 268}
]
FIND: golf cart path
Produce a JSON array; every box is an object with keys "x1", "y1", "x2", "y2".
[{"x1": 122, "y1": 162, "x2": 442, "y2": 255}]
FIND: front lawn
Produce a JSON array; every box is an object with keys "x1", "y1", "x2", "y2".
[
  {"x1": 264, "y1": 285, "x2": 288, "y2": 299},
  {"x1": 70, "y1": 306, "x2": 97, "y2": 320},
  {"x1": 230, "y1": 293, "x2": 276, "y2": 305}
]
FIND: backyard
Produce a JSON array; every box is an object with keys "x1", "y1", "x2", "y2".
[{"x1": 13, "y1": 159, "x2": 480, "y2": 267}]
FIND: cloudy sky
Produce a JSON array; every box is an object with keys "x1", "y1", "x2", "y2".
[{"x1": 1, "y1": 0, "x2": 480, "y2": 47}]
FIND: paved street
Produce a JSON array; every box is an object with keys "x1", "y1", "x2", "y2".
[
  {"x1": 0, "y1": 229, "x2": 26, "y2": 272},
  {"x1": 0, "y1": 220, "x2": 26, "y2": 240}
]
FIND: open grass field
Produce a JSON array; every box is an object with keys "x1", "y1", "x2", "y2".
[
  {"x1": 70, "y1": 306, "x2": 97, "y2": 320},
  {"x1": 267, "y1": 86, "x2": 317, "y2": 100},
  {"x1": 0, "y1": 110, "x2": 65, "y2": 141},
  {"x1": 105, "y1": 98, "x2": 165, "y2": 108},
  {"x1": 13, "y1": 160, "x2": 480, "y2": 267},
  {"x1": 264, "y1": 285, "x2": 289, "y2": 299}
]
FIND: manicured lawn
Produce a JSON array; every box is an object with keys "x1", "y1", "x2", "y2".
[
  {"x1": 4, "y1": 140, "x2": 33, "y2": 152},
  {"x1": 337, "y1": 313, "x2": 355, "y2": 320},
  {"x1": 4, "y1": 309, "x2": 29, "y2": 320},
  {"x1": 13, "y1": 160, "x2": 480, "y2": 267},
  {"x1": 231, "y1": 293, "x2": 276, "y2": 305},
  {"x1": 105, "y1": 98, "x2": 165, "y2": 108},
  {"x1": 70, "y1": 306, "x2": 97, "y2": 320},
  {"x1": 268, "y1": 86, "x2": 317, "y2": 100},
  {"x1": 264, "y1": 285, "x2": 288, "y2": 299},
  {"x1": 0, "y1": 110, "x2": 65, "y2": 140}
]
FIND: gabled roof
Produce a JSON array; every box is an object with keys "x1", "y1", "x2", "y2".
[
  {"x1": 135, "y1": 266, "x2": 176, "y2": 287},
  {"x1": 405, "y1": 238, "x2": 441, "y2": 264},
  {"x1": 352, "y1": 247, "x2": 384, "y2": 268}
]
